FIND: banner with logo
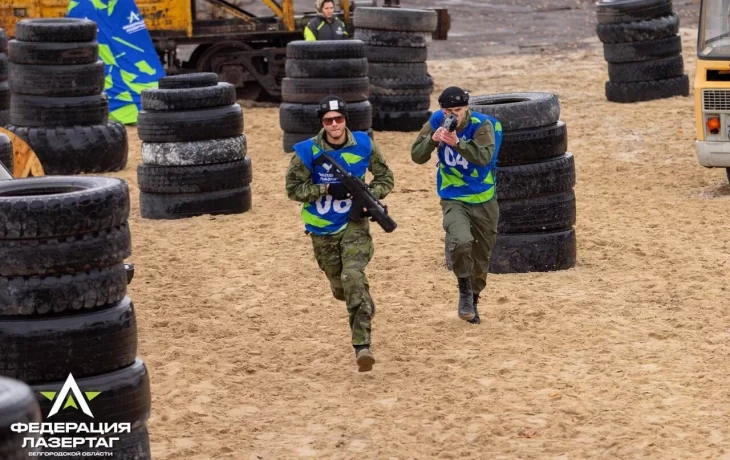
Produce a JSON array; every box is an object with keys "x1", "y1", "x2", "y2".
[{"x1": 67, "y1": 0, "x2": 166, "y2": 124}]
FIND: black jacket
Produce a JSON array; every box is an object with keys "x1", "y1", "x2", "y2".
[{"x1": 305, "y1": 16, "x2": 348, "y2": 40}]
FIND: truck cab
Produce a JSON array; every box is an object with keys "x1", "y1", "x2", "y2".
[{"x1": 695, "y1": 0, "x2": 730, "y2": 182}]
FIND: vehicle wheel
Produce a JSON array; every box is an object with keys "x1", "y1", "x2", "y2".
[
  {"x1": 140, "y1": 186, "x2": 252, "y2": 219},
  {"x1": 141, "y1": 83, "x2": 236, "y2": 111},
  {"x1": 496, "y1": 152, "x2": 576, "y2": 200},
  {"x1": 281, "y1": 77, "x2": 369, "y2": 103},
  {"x1": 603, "y1": 35, "x2": 681, "y2": 63},
  {"x1": 141, "y1": 135, "x2": 247, "y2": 166},
  {"x1": 5, "y1": 122, "x2": 128, "y2": 174},
  {"x1": 596, "y1": 13, "x2": 679, "y2": 44},
  {"x1": 158, "y1": 72, "x2": 218, "y2": 89},
  {"x1": 0, "y1": 297, "x2": 137, "y2": 383},
  {"x1": 607, "y1": 55, "x2": 684, "y2": 83},
  {"x1": 0, "y1": 175, "x2": 129, "y2": 238},
  {"x1": 595, "y1": 0, "x2": 673, "y2": 25},
  {"x1": 489, "y1": 228, "x2": 577, "y2": 274},
  {"x1": 605, "y1": 74, "x2": 689, "y2": 103},
  {"x1": 15, "y1": 18, "x2": 97, "y2": 43},
  {"x1": 137, "y1": 105, "x2": 243, "y2": 143},
  {"x1": 8, "y1": 40, "x2": 99, "y2": 65},
  {"x1": 286, "y1": 40, "x2": 365, "y2": 59},
  {"x1": 9, "y1": 61, "x2": 105, "y2": 97},
  {"x1": 498, "y1": 121, "x2": 568, "y2": 166},
  {"x1": 137, "y1": 158, "x2": 252, "y2": 194},
  {"x1": 353, "y1": 7, "x2": 438, "y2": 33},
  {"x1": 10, "y1": 94, "x2": 108, "y2": 127},
  {"x1": 0, "y1": 376, "x2": 42, "y2": 460}
]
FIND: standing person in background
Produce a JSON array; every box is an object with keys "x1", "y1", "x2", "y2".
[
  {"x1": 304, "y1": 0, "x2": 349, "y2": 41},
  {"x1": 410, "y1": 87, "x2": 502, "y2": 325}
]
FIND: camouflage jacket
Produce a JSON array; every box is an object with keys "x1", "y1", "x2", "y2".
[{"x1": 285, "y1": 129, "x2": 395, "y2": 203}]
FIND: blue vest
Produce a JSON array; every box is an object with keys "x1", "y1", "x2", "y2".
[
  {"x1": 293, "y1": 131, "x2": 373, "y2": 235},
  {"x1": 429, "y1": 111, "x2": 502, "y2": 203}
]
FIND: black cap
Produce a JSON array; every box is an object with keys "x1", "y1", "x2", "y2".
[
  {"x1": 438, "y1": 86, "x2": 469, "y2": 108},
  {"x1": 316, "y1": 96, "x2": 348, "y2": 123}
]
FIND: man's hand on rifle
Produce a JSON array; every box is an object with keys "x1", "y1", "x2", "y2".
[
  {"x1": 432, "y1": 127, "x2": 458, "y2": 147},
  {"x1": 326, "y1": 183, "x2": 351, "y2": 200}
]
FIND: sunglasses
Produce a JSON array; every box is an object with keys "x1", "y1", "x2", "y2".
[{"x1": 322, "y1": 115, "x2": 345, "y2": 126}]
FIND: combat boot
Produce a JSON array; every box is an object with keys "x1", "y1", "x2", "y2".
[
  {"x1": 457, "y1": 277, "x2": 475, "y2": 321},
  {"x1": 355, "y1": 345, "x2": 375, "y2": 372},
  {"x1": 468, "y1": 293, "x2": 481, "y2": 325}
]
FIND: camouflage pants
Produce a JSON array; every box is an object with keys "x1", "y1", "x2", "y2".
[
  {"x1": 443, "y1": 198, "x2": 499, "y2": 294},
  {"x1": 310, "y1": 219, "x2": 374, "y2": 346}
]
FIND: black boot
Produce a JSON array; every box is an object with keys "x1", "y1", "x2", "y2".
[
  {"x1": 457, "y1": 277, "x2": 475, "y2": 321},
  {"x1": 468, "y1": 293, "x2": 481, "y2": 325}
]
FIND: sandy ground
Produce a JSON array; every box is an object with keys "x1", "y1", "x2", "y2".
[{"x1": 106, "y1": 27, "x2": 730, "y2": 459}]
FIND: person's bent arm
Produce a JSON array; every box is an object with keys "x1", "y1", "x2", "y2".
[{"x1": 411, "y1": 121, "x2": 438, "y2": 164}]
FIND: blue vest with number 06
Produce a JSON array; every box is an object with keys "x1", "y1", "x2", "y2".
[
  {"x1": 429, "y1": 111, "x2": 502, "y2": 203},
  {"x1": 293, "y1": 132, "x2": 372, "y2": 235}
]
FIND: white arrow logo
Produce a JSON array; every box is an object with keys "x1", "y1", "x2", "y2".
[{"x1": 46, "y1": 374, "x2": 95, "y2": 418}]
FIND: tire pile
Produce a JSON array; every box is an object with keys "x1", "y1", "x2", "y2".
[
  {"x1": 596, "y1": 0, "x2": 689, "y2": 103},
  {"x1": 0, "y1": 376, "x2": 42, "y2": 458},
  {"x1": 5, "y1": 18, "x2": 128, "y2": 174},
  {"x1": 0, "y1": 29, "x2": 9, "y2": 126},
  {"x1": 280, "y1": 40, "x2": 372, "y2": 153},
  {"x1": 0, "y1": 176, "x2": 151, "y2": 458},
  {"x1": 444, "y1": 92, "x2": 577, "y2": 273},
  {"x1": 354, "y1": 7, "x2": 437, "y2": 132},
  {"x1": 0, "y1": 133, "x2": 11, "y2": 175},
  {"x1": 137, "y1": 72, "x2": 252, "y2": 219}
]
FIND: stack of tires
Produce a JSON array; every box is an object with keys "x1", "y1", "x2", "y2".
[
  {"x1": 0, "y1": 376, "x2": 42, "y2": 458},
  {"x1": 0, "y1": 29, "x2": 9, "y2": 126},
  {"x1": 5, "y1": 18, "x2": 128, "y2": 175},
  {"x1": 0, "y1": 133, "x2": 11, "y2": 175},
  {"x1": 596, "y1": 0, "x2": 689, "y2": 103},
  {"x1": 354, "y1": 7, "x2": 437, "y2": 132},
  {"x1": 461, "y1": 92, "x2": 577, "y2": 273},
  {"x1": 0, "y1": 176, "x2": 151, "y2": 458},
  {"x1": 137, "y1": 72, "x2": 252, "y2": 219},
  {"x1": 280, "y1": 40, "x2": 372, "y2": 153}
]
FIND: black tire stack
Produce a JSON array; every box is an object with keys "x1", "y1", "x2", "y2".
[
  {"x1": 354, "y1": 7, "x2": 437, "y2": 132},
  {"x1": 0, "y1": 29, "x2": 9, "y2": 126},
  {"x1": 444, "y1": 92, "x2": 577, "y2": 273},
  {"x1": 0, "y1": 176, "x2": 151, "y2": 458},
  {"x1": 5, "y1": 18, "x2": 128, "y2": 174},
  {"x1": 0, "y1": 376, "x2": 42, "y2": 459},
  {"x1": 280, "y1": 40, "x2": 372, "y2": 153},
  {"x1": 0, "y1": 133, "x2": 11, "y2": 175},
  {"x1": 596, "y1": 0, "x2": 689, "y2": 103},
  {"x1": 137, "y1": 72, "x2": 252, "y2": 219}
]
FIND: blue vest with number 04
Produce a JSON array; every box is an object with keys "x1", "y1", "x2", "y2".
[
  {"x1": 293, "y1": 132, "x2": 372, "y2": 235},
  {"x1": 429, "y1": 111, "x2": 502, "y2": 203}
]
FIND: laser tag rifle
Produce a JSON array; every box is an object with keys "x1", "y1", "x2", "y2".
[
  {"x1": 312, "y1": 151, "x2": 397, "y2": 233},
  {"x1": 438, "y1": 113, "x2": 459, "y2": 149}
]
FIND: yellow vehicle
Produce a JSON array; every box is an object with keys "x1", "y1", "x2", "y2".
[
  {"x1": 695, "y1": 0, "x2": 730, "y2": 181},
  {"x1": 0, "y1": 0, "x2": 353, "y2": 101}
]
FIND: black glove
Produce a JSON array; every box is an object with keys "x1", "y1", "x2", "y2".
[{"x1": 327, "y1": 183, "x2": 351, "y2": 200}]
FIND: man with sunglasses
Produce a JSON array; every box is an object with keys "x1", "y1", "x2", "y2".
[
  {"x1": 285, "y1": 96, "x2": 394, "y2": 372},
  {"x1": 410, "y1": 86, "x2": 503, "y2": 325}
]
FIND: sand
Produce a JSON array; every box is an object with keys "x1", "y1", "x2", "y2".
[{"x1": 105, "y1": 27, "x2": 730, "y2": 458}]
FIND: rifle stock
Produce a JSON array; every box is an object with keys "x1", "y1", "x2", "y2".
[{"x1": 314, "y1": 151, "x2": 397, "y2": 233}]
